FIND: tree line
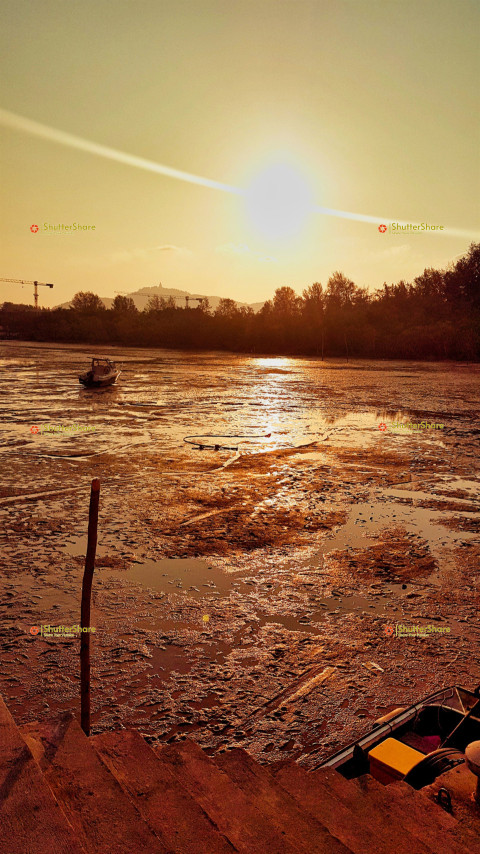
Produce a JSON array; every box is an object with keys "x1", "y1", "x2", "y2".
[{"x1": 1, "y1": 243, "x2": 479, "y2": 360}]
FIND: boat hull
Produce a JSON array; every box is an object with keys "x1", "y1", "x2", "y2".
[
  {"x1": 315, "y1": 684, "x2": 480, "y2": 790},
  {"x1": 79, "y1": 371, "x2": 120, "y2": 387}
]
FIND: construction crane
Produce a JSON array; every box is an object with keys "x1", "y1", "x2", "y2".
[{"x1": 0, "y1": 278, "x2": 54, "y2": 309}]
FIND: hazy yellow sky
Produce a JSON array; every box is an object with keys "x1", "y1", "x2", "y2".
[{"x1": 1, "y1": 0, "x2": 479, "y2": 308}]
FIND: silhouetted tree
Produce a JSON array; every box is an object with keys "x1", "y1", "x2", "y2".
[
  {"x1": 272, "y1": 286, "x2": 302, "y2": 315},
  {"x1": 444, "y1": 243, "x2": 480, "y2": 308},
  {"x1": 325, "y1": 272, "x2": 357, "y2": 308},
  {"x1": 302, "y1": 282, "x2": 325, "y2": 357},
  {"x1": 215, "y1": 298, "x2": 238, "y2": 318},
  {"x1": 112, "y1": 295, "x2": 138, "y2": 314},
  {"x1": 145, "y1": 295, "x2": 167, "y2": 313},
  {"x1": 71, "y1": 292, "x2": 105, "y2": 313}
]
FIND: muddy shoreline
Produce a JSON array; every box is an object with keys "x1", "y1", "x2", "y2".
[{"x1": 1, "y1": 343, "x2": 479, "y2": 767}]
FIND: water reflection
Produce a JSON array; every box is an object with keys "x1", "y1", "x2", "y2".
[{"x1": 253, "y1": 357, "x2": 294, "y2": 370}]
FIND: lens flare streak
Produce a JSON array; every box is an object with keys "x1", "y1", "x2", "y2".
[{"x1": 1, "y1": 108, "x2": 477, "y2": 239}]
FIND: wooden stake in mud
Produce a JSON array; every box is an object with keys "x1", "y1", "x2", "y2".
[{"x1": 80, "y1": 477, "x2": 100, "y2": 736}]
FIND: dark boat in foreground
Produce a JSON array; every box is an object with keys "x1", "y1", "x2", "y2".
[
  {"x1": 316, "y1": 684, "x2": 480, "y2": 790},
  {"x1": 79, "y1": 358, "x2": 120, "y2": 388}
]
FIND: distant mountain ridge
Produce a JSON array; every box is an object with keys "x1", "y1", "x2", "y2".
[{"x1": 56, "y1": 283, "x2": 264, "y2": 312}]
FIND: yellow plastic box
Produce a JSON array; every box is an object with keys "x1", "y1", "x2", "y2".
[{"x1": 368, "y1": 737, "x2": 424, "y2": 785}]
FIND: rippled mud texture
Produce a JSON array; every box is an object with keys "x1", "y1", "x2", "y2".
[{"x1": 0, "y1": 343, "x2": 479, "y2": 767}]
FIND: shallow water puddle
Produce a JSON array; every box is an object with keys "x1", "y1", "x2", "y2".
[
  {"x1": 315, "y1": 493, "x2": 478, "y2": 564},
  {"x1": 61, "y1": 539, "x2": 414, "y2": 634},
  {"x1": 64, "y1": 537, "x2": 255, "y2": 598},
  {"x1": 122, "y1": 557, "x2": 236, "y2": 597},
  {"x1": 64, "y1": 534, "x2": 110, "y2": 558},
  {"x1": 113, "y1": 558, "x2": 397, "y2": 627}
]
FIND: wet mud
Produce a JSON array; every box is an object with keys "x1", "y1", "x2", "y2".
[{"x1": 0, "y1": 343, "x2": 479, "y2": 767}]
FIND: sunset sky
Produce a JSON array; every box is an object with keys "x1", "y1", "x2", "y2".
[{"x1": 1, "y1": 0, "x2": 479, "y2": 309}]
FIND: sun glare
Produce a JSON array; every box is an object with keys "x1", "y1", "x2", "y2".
[{"x1": 244, "y1": 162, "x2": 314, "y2": 241}]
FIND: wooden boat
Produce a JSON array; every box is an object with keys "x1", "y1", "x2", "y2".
[
  {"x1": 315, "y1": 684, "x2": 480, "y2": 789},
  {"x1": 79, "y1": 358, "x2": 120, "y2": 388}
]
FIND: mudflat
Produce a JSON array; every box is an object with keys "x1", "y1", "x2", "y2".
[{"x1": 0, "y1": 341, "x2": 478, "y2": 766}]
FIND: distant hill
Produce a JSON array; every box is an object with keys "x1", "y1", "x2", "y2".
[{"x1": 56, "y1": 283, "x2": 265, "y2": 313}]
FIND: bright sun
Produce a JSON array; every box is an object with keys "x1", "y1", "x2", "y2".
[{"x1": 244, "y1": 162, "x2": 314, "y2": 241}]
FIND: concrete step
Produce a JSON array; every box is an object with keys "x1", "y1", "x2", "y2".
[
  {"x1": 389, "y1": 778, "x2": 480, "y2": 854},
  {"x1": 274, "y1": 760, "x2": 428, "y2": 854},
  {"x1": 315, "y1": 766, "x2": 437, "y2": 854},
  {"x1": 0, "y1": 696, "x2": 86, "y2": 854},
  {"x1": 158, "y1": 738, "x2": 307, "y2": 854},
  {"x1": 217, "y1": 747, "x2": 354, "y2": 854},
  {"x1": 20, "y1": 715, "x2": 168, "y2": 854},
  {"x1": 350, "y1": 774, "x2": 474, "y2": 854},
  {"x1": 423, "y1": 763, "x2": 480, "y2": 852},
  {"x1": 92, "y1": 729, "x2": 238, "y2": 854}
]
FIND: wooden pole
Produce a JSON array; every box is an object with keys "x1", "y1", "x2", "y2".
[{"x1": 80, "y1": 478, "x2": 100, "y2": 735}]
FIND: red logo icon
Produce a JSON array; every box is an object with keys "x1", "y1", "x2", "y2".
[
  {"x1": 384, "y1": 625, "x2": 394, "y2": 637},
  {"x1": 378, "y1": 224, "x2": 387, "y2": 233},
  {"x1": 30, "y1": 626, "x2": 39, "y2": 635},
  {"x1": 30, "y1": 224, "x2": 39, "y2": 233},
  {"x1": 30, "y1": 425, "x2": 39, "y2": 433},
  {"x1": 378, "y1": 423, "x2": 387, "y2": 431}
]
